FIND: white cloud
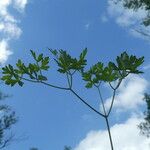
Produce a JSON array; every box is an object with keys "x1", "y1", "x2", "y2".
[
  {"x1": 0, "y1": 22, "x2": 22, "y2": 38},
  {"x1": 107, "y1": 0, "x2": 147, "y2": 26},
  {"x1": 75, "y1": 75, "x2": 149, "y2": 150},
  {"x1": 0, "y1": 0, "x2": 28, "y2": 64},
  {"x1": 101, "y1": 14, "x2": 108, "y2": 23},
  {"x1": 74, "y1": 116, "x2": 150, "y2": 150},
  {"x1": 13, "y1": 0, "x2": 28, "y2": 11},
  {"x1": 129, "y1": 27, "x2": 150, "y2": 41},
  {"x1": 106, "y1": 0, "x2": 150, "y2": 40},
  {"x1": 104, "y1": 75, "x2": 148, "y2": 113},
  {"x1": 0, "y1": 40, "x2": 12, "y2": 65},
  {"x1": 85, "y1": 23, "x2": 90, "y2": 30}
]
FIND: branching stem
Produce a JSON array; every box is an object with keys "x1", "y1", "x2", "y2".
[
  {"x1": 107, "y1": 79, "x2": 122, "y2": 117},
  {"x1": 20, "y1": 73, "x2": 122, "y2": 150},
  {"x1": 96, "y1": 85, "x2": 107, "y2": 116},
  {"x1": 107, "y1": 89, "x2": 116, "y2": 117}
]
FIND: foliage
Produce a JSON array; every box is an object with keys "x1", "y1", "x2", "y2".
[
  {"x1": 123, "y1": 0, "x2": 150, "y2": 11},
  {"x1": 114, "y1": 0, "x2": 150, "y2": 139},
  {"x1": 30, "y1": 148, "x2": 39, "y2": 150},
  {"x1": 0, "y1": 91, "x2": 17, "y2": 149},
  {"x1": 1, "y1": 50, "x2": 144, "y2": 88},
  {"x1": 29, "y1": 146, "x2": 71, "y2": 150},
  {"x1": 1, "y1": 49, "x2": 144, "y2": 150},
  {"x1": 116, "y1": 0, "x2": 150, "y2": 26},
  {"x1": 64, "y1": 146, "x2": 71, "y2": 150},
  {"x1": 139, "y1": 93, "x2": 150, "y2": 137}
]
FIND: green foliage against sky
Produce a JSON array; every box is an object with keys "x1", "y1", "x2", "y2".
[
  {"x1": 139, "y1": 93, "x2": 150, "y2": 137},
  {"x1": 119, "y1": 0, "x2": 150, "y2": 26},
  {"x1": 1, "y1": 49, "x2": 144, "y2": 88},
  {"x1": 0, "y1": 91, "x2": 17, "y2": 149},
  {"x1": 1, "y1": 49, "x2": 145, "y2": 150},
  {"x1": 30, "y1": 148, "x2": 39, "y2": 150},
  {"x1": 1, "y1": 0, "x2": 150, "y2": 150}
]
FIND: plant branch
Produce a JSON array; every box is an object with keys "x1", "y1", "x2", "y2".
[
  {"x1": 107, "y1": 79, "x2": 122, "y2": 117},
  {"x1": 69, "y1": 73, "x2": 73, "y2": 88},
  {"x1": 70, "y1": 89, "x2": 105, "y2": 118},
  {"x1": 20, "y1": 77, "x2": 70, "y2": 90},
  {"x1": 96, "y1": 85, "x2": 107, "y2": 116},
  {"x1": 40, "y1": 81, "x2": 70, "y2": 90},
  {"x1": 66, "y1": 73, "x2": 72, "y2": 88},
  {"x1": 105, "y1": 117, "x2": 114, "y2": 150},
  {"x1": 106, "y1": 89, "x2": 116, "y2": 117},
  {"x1": 109, "y1": 82, "x2": 115, "y2": 90},
  {"x1": 0, "y1": 133, "x2": 14, "y2": 149}
]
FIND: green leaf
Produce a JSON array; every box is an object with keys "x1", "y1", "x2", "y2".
[
  {"x1": 16, "y1": 59, "x2": 22, "y2": 68},
  {"x1": 37, "y1": 54, "x2": 43, "y2": 62},
  {"x1": 113, "y1": 51, "x2": 144, "y2": 78},
  {"x1": 1, "y1": 75, "x2": 11, "y2": 81},
  {"x1": 40, "y1": 65, "x2": 49, "y2": 70},
  {"x1": 30, "y1": 50, "x2": 36, "y2": 60},
  {"x1": 57, "y1": 68, "x2": 66, "y2": 73},
  {"x1": 49, "y1": 49, "x2": 58, "y2": 56},
  {"x1": 18, "y1": 81, "x2": 24, "y2": 87},
  {"x1": 85, "y1": 82, "x2": 93, "y2": 88},
  {"x1": 82, "y1": 72, "x2": 91, "y2": 81},
  {"x1": 42, "y1": 57, "x2": 49, "y2": 66},
  {"x1": 80, "y1": 48, "x2": 87, "y2": 59},
  {"x1": 8, "y1": 64, "x2": 14, "y2": 73},
  {"x1": 10, "y1": 79, "x2": 18, "y2": 86},
  {"x1": 38, "y1": 75, "x2": 47, "y2": 81}
]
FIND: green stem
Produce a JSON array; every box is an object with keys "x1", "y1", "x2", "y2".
[
  {"x1": 21, "y1": 77, "x2": 70, "y2": 90},
  {"x1": 70, "y1": 89, "x2": 105, "y2": 118},
  {"x1": 66, "y1": 73, "x2": 72, "y2": 88},
  {"x1": 40, "y1": 81, "x2": 70, "y2": 90},
  {"x1": 107, "y1": 79, "x2": 122, "y2": 117},
  {"x1": 107, "y1": 89, "x2": 116, "y2": 117},
  {"x1": 96, "y1": 85, "x2": 107, "y2": 116},
  {"x1": 105, "y1": 117, "x2": 114, "y2": 150},
  {"x1": 96, "y1": 85, "x2": 114, "y2": 150}
]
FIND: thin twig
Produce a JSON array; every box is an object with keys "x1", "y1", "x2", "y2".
[
  {"x1": 0, "y1": 133, "x2": 14, "y2": 149},
  {"x1": 107, "y1": 79, "x2": 122, "y2": 117},
  {"x1": 70, "y1": 89, "x2": 105, "y2": 118},
  {"x1": 21, "y1": 77, "x2": 70, "y2": 90},
  {"x1": 107, "y1": 89, "x2": 116, "y2": 117},
  {"x1": 96, "y1": 85, "x2": 107, "y2": 116},
  {"x1": 40, "y1": 81, "x2": 70, "y2": 90},
  {"x1": 66, "y1": 73, "x2": 71, "y2": 88}
]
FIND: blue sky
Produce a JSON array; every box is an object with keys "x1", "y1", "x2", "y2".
[{"x1": 0, "y1": 0, "x2": 150, "y2": 150}]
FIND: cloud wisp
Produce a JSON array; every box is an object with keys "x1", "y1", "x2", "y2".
[
  {"x1": 0, "y1": 0, "x2": 28, "y2": 65},
  {"x1": 75, "y1": 74, "x2": 149, "y2": 150},
  {"x1": 104, "y1": 0, "x2": 150, "y2": 40},
  {"x1": 74, "y1": 116, "x2": 150, "y2": 150},
  {"x1": 103, "y1": 75, "x2": 149, "y2": 113},
  {"x1": 85, "y1": 23, "x2": 90, "y2": 30},
  {"x1": 100, "y1": 14, "x2": 108, "y2": 23}
]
